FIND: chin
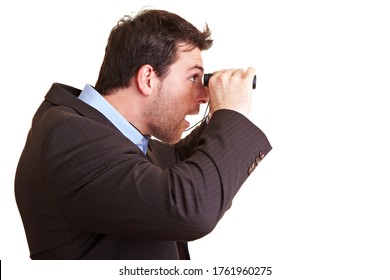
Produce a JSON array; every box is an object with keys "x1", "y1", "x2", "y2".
[{"x1": 152, "y1": 125, "x2": 184, "y2": 144}]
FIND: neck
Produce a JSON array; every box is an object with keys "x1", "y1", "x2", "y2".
[{"x1": 103, "y1": 88, "x2": 150, "y2": 136}]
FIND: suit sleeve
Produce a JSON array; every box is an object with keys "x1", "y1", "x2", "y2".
[{"x1": 43, "y1": 109, "x2": 272, "y2": 241}]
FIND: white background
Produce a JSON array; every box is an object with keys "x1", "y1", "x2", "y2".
[{"x1": 1, "y1": 0, "x2": 389, "y2": 279}]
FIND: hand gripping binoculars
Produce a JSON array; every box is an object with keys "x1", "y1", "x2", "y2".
[{"x1": 203, "y1": 73, "x2": 257, "y2": 89}]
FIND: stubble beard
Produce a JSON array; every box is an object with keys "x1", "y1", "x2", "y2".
[{"x1": 146, "y1": 87, "x2": 185, "y2": 144}]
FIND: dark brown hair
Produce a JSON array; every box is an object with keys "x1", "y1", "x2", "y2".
[{"x1": 95, "y1": 9, "x2": 213, "y2": 95}]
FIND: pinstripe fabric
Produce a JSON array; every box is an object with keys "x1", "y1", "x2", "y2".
[{"x1": 15, "y1": 83, "x2": 272, "y2": 260}]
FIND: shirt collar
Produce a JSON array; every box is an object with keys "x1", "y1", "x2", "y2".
[{"x1": 78, "y1": 84, "x2": 149, "y2": 155}]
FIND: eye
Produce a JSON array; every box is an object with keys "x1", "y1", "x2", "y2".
[{"x1": 190, "y1": 74, "x2": 199, "y2": 83}]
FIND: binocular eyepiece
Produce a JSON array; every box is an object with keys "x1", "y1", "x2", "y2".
[{"x1": 203, "y1": 73, "x2": 257, "y2": 89}]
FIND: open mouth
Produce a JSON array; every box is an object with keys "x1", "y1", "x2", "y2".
[
  {"x1": 183, "y1": 106, "x2": 202, "y2": 131},
  {"x1": 184, "y1": 118, "x2": 191, "y2": 128}
]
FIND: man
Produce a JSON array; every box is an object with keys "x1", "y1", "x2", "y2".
[{"x1": 15, "y1": 9, "x2": 272, "y2": 260}]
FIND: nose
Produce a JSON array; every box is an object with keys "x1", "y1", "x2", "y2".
[{"x1": 196, "y1": 85, "x2": 209, "y2": 105}]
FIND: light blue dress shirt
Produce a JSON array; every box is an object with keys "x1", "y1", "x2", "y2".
[{"x1": 78, "y1": 84, "x2": 149, "y2": 155}]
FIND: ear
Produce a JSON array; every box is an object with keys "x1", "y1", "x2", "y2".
[{"x1": 136, "y1": 64, "x2": 156, "y2": 96}]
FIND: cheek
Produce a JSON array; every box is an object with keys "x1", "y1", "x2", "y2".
[
  {"x1": 171, "y1": 91, "x2": 193, "y2": 111},
  {"x1": 159, "y1": 96, "x2": 183, "y2": 122},
  {"x1": 160, "y1": 83, "x2": 194, "y2": 115}
]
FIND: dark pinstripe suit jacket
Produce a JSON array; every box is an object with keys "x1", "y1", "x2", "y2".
[{"x1": 15, "y1": 83, "x2": 272, "y2": 260}]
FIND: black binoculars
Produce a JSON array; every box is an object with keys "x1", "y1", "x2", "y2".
[{"x1": 203, "y1": 73, "x2": 257, "y2": 89}]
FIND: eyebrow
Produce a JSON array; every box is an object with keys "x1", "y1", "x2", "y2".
[{"x1": 188, "y1": 65, "x2": 204, "y2": 72}]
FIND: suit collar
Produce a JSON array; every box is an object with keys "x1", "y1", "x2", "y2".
[{"x1": 45, "y1": 83, "x2": 115, "y2": 128}]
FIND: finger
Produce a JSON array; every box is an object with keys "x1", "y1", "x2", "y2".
[{"x1": 244, "y1": 67, "x2": 257, "y2": 89}]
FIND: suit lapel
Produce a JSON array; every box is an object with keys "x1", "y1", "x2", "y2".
[
  {"x1": 146, "y1": 142, "x2": 190, "y2": 260},
  {"x1": 146, "y1": 144, "x2": 160, "y2": 166}
]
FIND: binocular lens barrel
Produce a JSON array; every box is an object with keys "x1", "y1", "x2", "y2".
[{"x1": 203, "y1": 73, "x2": 257, "y2": 89}]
